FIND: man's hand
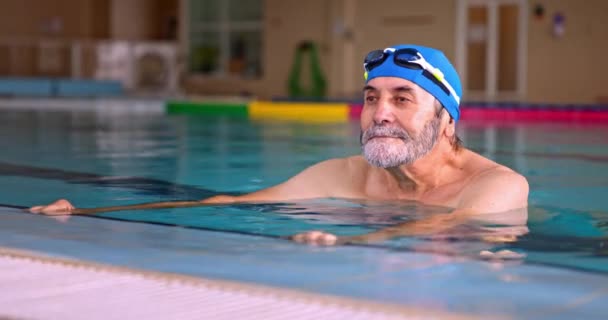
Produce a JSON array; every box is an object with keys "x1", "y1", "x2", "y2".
[
  {"x1": 290, "y1": 230, "x2": 341, "y2": 246},
  {"x1": 29, "y1": 199, "x2": 75, "y2": 215}
]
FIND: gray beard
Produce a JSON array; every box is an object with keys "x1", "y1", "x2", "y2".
[{"x1": 360, "y1": 118, "x2": 440, "y2": 168}]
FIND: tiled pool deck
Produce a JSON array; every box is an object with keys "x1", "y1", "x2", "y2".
[{"x1": 0, "y1": 247, "x2": 479, "y2": 320}]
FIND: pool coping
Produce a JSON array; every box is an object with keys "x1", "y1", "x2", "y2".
[{"x1": 0, "y1": 246, "x2": 491, "y2": 320}]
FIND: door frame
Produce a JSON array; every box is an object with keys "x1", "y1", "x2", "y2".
[{"x1": 455, "y1": 0, "x2": 528, "y2": 101}]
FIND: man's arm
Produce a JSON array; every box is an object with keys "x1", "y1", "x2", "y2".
[
  {"x1": 28, "y1": 159, "x2": 349, "y2": 215},
  {"x1": 292, "y1": 168, "x2": 529, "y2": 245}
]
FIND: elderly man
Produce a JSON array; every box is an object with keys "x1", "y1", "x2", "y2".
[{"x1": 30, "y1": 44, "x2": 529, "y2": 246}]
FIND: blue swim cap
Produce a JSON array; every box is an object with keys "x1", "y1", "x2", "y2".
[{"x1": 365, "y1": 44, "x2": 463, "y2": 121}]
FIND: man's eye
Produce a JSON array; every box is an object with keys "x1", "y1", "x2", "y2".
[
  {"x1": 365, "y1": 96, "x2": 377, "y2": 102},
  {"x1": 396, "y1": 97, "x2": 409, "y2": 103}
]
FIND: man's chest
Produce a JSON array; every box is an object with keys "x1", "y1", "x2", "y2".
[{"x1": 359, "y1": 178, "x2": 465, "y2": 208}]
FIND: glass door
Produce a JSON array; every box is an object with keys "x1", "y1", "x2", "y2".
[{"x1": 456, "y1": 0, "x2": 528, "y2": 101}]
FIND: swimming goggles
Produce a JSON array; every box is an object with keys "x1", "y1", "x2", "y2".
[{"x1": 363, "y1": 48, "x2": 461, "y2": 104}]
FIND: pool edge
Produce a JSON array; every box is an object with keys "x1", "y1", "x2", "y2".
[{"x1": 0, "y1": 246, "x2": 495, "y2": 320}]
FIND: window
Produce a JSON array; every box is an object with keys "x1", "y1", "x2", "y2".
[{"x1": 188, "y1": 0, "x2": 263, "y2": 78}]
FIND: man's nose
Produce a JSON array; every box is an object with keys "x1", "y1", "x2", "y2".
[{"x1": 373, "y1": 99, "x2": 395, "y2": 125}]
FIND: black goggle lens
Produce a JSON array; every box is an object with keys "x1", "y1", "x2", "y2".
[
  {"x1": 363, "y1": 50, "x2": 387, "y2": 71},
  {"x1": 394, "y1": 49, "x2": 424, "y2": 70},
  {"x1": 364, "y1": 50, "x2": 385, "y2": 63}
]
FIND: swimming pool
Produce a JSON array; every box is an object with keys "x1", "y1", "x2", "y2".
[{"x1": 1, "y1": 102, "x2": 607, "y2": 319}]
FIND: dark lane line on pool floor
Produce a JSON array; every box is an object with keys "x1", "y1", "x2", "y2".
[{"x1": 0, "y1": 161, "x2": 233, "y2": 199}]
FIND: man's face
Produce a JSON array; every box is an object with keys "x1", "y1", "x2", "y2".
[{"x1": 360, "y1": 77, "x2": 441, "y2": 168}]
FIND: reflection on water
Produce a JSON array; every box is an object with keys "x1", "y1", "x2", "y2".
[
  {"x1": 95, "y1": 197, "x2": 607, "y2": 273},
  {"x1": 270, "y1": 200, "x2": 606, "y2": 272},
  {"x1": 0, "y1": 110, "x2": 607, "y2": 274}
]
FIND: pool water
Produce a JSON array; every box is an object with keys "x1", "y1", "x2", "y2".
[{"x1": 1, "y1": 107, "x2": 607, "y2": 318}]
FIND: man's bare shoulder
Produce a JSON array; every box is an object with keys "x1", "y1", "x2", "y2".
[
  {"x1": 305, "y1": 155, "x2": 363, "y2": 171},
  {"x1": 458, "y1": 149, "x2": 529, "y2": 212},
  {"x1": 276, "y1": 155, "x2": 368, "y2": 199},
  {"x1": 458, "y1": 148, "x2": 502, "y2": 172},
  {"x1": 473, "y1": 165, "x2": 528, "y2": 189},
  {"x1": 344, "y1": 155, "x2": 370, "y2": 170},
  {"x1": 303, "y1": 155, "x2": 369, "y2": 180}
]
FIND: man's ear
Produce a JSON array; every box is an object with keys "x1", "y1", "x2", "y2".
[{"x1": 443, "y1": 112, "x2": 456, "y2": 138}]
